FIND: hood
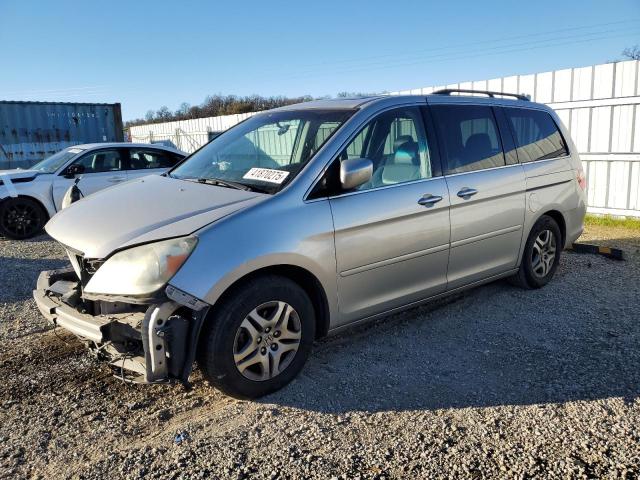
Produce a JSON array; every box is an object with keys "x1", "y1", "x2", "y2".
[{"x1": 46, "y1": 174, "x2": 267, "y2": 258}]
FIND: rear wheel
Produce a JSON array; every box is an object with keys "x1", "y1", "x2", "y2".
[
  {"x1": 510, "y1": 215, "x2": 562, "y2": 289},
  {"x1": 0, "y1": 197, "x2": 47, "y2": 240},
  {"x1": 197, "y1": 275, "x2": 315, "y2": 399}
]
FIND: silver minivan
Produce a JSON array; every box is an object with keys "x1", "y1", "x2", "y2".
[{"x1": 34, "y1": 91, "x2": 587, "y2": 398}]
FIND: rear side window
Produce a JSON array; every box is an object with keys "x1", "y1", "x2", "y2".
[
  {"x1": 431, "y1": 105, "x2": 505, "y2": 174},
  {"x1": 504, "y1": 108, "x2": 569, "y2": 162}
]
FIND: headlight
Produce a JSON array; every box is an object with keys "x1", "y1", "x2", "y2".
[
  {"x1": 61, "y1": 180, "x2": 83, "y2": 210},
  {"x1": 84, "y1": 236, "x2": 197, "y2": 296},
  {"x1": 60, "y1": 186, "x2": 74, "y2": 210}
]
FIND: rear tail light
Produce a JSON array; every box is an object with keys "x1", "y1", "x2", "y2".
[{"x1": 577, "y1": 168, "x2": 586, "y2": 190}]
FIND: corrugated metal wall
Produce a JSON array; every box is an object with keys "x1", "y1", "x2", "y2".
[
  {"x1": 129, "y1": 112, "x2": 256, "y2": 153},
  {"x1": 393, "y1": 60, "x2": 640, "y2": 217},
  {"x1": 129, "y1": 60, "x2": 640, "y2": 217},
  {"x1": 0, "y1": 101, "x2": 123, "y2": 169}
]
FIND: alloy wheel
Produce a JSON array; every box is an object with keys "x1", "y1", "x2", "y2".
[
  {"x1": 1, "y1": 200, "x2": 41, "y2": 238},
  {"x1": 531, "y1": 229, "x2": 556, "y2": 278},
  {"x1": 233, "y1": 301, "x2": 302, "y2": 381}
]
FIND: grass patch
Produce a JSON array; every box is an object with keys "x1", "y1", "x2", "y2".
[{"x1": 585, "y1": 214, "x2": 640, "y2": 230}]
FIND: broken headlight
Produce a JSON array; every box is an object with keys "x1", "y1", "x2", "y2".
[{"x1": 84, "y1": 236, "x2": 197, "y2": 296}]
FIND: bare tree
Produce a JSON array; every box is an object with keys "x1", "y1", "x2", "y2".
[
  {"x1": 126, "y1": 94, "x2": 316, "y2": 127},
  {"x1": 622, "y1": 45, "x2": 640, "y2": 60},
  {"x1": 177, "y1": 102, "x2": 191, "y2": 118},
  {"x1": 156, "y1": 106, "x2": 171, "y2": 120}
]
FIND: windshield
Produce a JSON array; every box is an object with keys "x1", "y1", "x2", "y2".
[
  {"x1": 30, "y1": 147, "x2": 84, "y2": 173},
  {"x1": 170, "y1": 109, "x2": 354, "y2": 193}
]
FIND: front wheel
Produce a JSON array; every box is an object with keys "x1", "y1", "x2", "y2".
[
  {"x1": 510, "y1": 215, "x2": 562, "y2": 289},
  {"x1": 0, "y1": 197, "x2": 48, "y2": 240},
  {"x1": 197, "y1": 275, "x2": 315, "y2": 399}
]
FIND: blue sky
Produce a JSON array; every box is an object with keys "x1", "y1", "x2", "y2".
[{"x1": 1, "y1": 0, "x2": 639, "y2": 121}]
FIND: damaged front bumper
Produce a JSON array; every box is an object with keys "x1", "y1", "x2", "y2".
[{"x1": 33, "y1": 268, "x2": 209, "y2": 385}]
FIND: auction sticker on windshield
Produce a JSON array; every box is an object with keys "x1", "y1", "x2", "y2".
[{"x1": 243, "y1": 167, "x2": 290, "y2": 184}]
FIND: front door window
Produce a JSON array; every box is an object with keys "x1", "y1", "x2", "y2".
[
  {"x1": 73, "y1": 149, "x2": 124, "y2": 173},
  {"x1": 337, "y1": 107, "x2": 433, "y2": 191}
]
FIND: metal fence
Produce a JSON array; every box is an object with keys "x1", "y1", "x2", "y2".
[
  {"x1": 129, "y1": 112, "x2": 256, "y2": 153},
  {"x1": 129, "y1": 60, "x2": 640, "y2": 217},
  {"x1": 393, "y1": 60, "x2": 640, "y2": 217}
]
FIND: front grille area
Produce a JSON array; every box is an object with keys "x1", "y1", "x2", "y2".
[
  {"x1": 83, "y1": 258, "x2": 104, "y2": 275},
  {"x1": 78, "y1": 256, "x2": 104, "y2": 287},
  {"x1": 65, "y1": 249, "x2": 104, "y2": 288}
]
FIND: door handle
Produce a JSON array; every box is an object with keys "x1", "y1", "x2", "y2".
[
  {"x1": 107, "y1": 176, "x2": 125, "y2": 183},
  {"x1": 417, "y1": 194, "x2": 443, "y2": 207},
  {"x1": 457, "y1": 187, "x2": 478, "y2": 199}
]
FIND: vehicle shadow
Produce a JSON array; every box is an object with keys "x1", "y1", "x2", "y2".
[{"x1": 264, "y1": 249, "x2": 640, "y2": 413}]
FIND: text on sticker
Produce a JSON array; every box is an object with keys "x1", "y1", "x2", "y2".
[{"x1": 243, "y1": 167, "x2": 290, "y2": 184}]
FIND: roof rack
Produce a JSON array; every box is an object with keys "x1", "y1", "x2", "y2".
[{"x1": 432, "y1": 89, "x2": 530, "y2": 101}]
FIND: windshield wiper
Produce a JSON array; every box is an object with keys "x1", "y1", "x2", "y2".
[
  {"x1": 196, "y1": 177, "x2": 253, "y2": 191},
  {"x1": 178, "y1": 176, "x2": 270, "y2": 193}
]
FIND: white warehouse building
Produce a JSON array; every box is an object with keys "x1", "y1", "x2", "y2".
[{"x1": 129, "y1": 59, "x2": 640, "y2": 217}]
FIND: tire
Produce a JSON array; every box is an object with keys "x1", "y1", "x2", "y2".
[
  {"x1": 510, "y1": 215, "x2": 562, "y2": 289},
  {"x1": 197, "y1": 275, "x2": 315, "y2": 399},
  {"x1": 0, "y1": 197, "x2": 48, "y2": 240}
]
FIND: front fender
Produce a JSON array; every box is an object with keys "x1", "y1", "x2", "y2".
[
  {"x1": 169, "y1": 196, "x2": 338, "y2": 324},
  {"x1": 0, "y1": 177, "x2": 57, "y2": 219},
  {"x1": 0, "y1": 192, "x2": 56, "y2": 220}
]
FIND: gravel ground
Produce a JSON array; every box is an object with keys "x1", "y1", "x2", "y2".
[{"x1": 1, "y1": 227, "x2": 639, "y2": 479}]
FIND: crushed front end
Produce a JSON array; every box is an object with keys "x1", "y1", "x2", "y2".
[{"x1": 33, "y1": 251, "x2": 209, "y2": 385}]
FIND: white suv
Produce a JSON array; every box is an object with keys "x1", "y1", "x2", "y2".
[{"x1": 0, "y1": 143, "x2": 185, "y2": 239}]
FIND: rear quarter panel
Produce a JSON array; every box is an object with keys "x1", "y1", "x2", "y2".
[
  {"x1": 519, "y1": 107, "x2": 585, "y2": 257},
  {"x1": 520, "y1": 156, "x2": 577, "y2": 249}
]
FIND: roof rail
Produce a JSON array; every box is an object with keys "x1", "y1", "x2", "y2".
[{"x1": 432, "y1": 89, "x2": 530, "y2": 101}]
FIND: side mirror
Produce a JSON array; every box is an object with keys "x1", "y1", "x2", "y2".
[
  {"x1": 340, "y1": 157, "x2": 373, "y2": 190},
  {"x1": 64, "y1": 164, "x2": 85, "y2": 178}
]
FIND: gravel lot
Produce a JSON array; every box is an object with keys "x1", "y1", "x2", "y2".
[{"x1": 1, "y1": 226, "x2": 639, "y2": 479}]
